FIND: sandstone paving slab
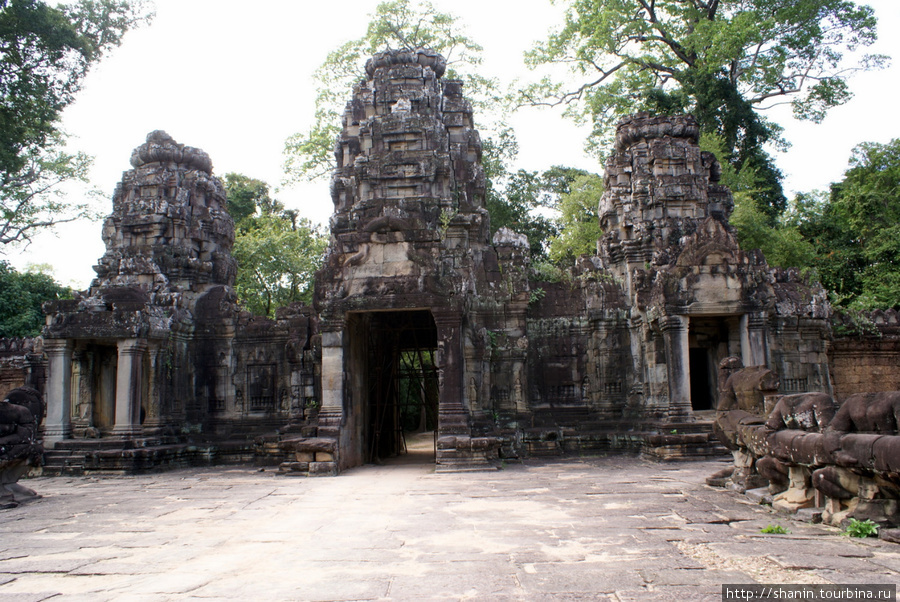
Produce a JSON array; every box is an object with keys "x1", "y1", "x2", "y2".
[
  {"x1": 867, "y1": 553, "x2": 900, "y2": 572},
  {"x1": 765, "y1": 552, "x2": 884, "y2": 572},
  {"x1": 639, "y1": 567, "x2": 751, "y2": 586},
  {"x1": 0, "y1": 593, "x2": 53, "y2": 602},
  {"x1": 810, "y1": 569, "x2": 900, "y2": 585},
  {"x1": 3, "y1": 457, "x2": 900, "y2": 600},
  {"x1": 386, "y1": 566, "x2": 520, "y2": 599},
  {"x1": 514, "y1": 561, "x2": 649, "y2": 594},
  {"x1": 189, "y1": 574, "x2": 390, "y2": 602},
  {"x1": 614, "y1": 586, "x2": 723, "y2": 601},
  {"x1": 0, "y1": 556, "x2": 95, "y2": 574},
  {"x1": 0, "y1": 572, "x2": 139, "y2": 599}
]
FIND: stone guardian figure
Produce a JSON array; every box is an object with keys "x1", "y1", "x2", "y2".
[{"x1": 0, "y1": 387, "x2": 45, "y2": 508}]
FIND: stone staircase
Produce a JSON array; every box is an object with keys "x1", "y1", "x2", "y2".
[{"x1": 42, "y1": 448, "x2": 87, "y2": 476}]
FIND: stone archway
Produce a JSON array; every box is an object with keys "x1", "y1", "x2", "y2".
[{"x1": 363, "y1": 310, "x2": 438, "y2": 463}]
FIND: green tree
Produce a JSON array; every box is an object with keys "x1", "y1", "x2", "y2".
[
  {"x1": 224, "y1": 173, "x2": 272, "y2": 222},
  {"x1": 728, "y1": 191, "x2": 816, "y2": 269},
  {"x1": 225, "y1": 174, "x2": 327, "y2": 318},
  {"x1": 522, "y1": 0, "x2": 887, "y2": 219},
  {"x1": 485, "y1": 157, "x2": 596, "y2": 259},
  {"x1": 548, "y1": 172, "x2": 604, "y2": 264},
  {"x1": 0, "y1": 138, "x2": 99, "y2": 246},
  {"x1": 0, "y1": 0, "x2": 151, "y2": 248},
  {"x1": 798, "y1": 140, "x2": 900, "y2": 310},
  {"x1": 0, "y1": 261, "x2": 71, "y2": 337},
  {"x1": 283, "y1": 0, "x2": 504, "y2": 183}
]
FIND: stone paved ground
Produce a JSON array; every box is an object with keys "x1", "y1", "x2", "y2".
[{"x1": 1, "y1": 454, "x2": 899, "y2": 601}]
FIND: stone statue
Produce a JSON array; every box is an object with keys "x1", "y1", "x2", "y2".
[
  {"x1": 812, "y1": 392, "x2": 900, "y2": 526},
  {"x1": 708, "y1": 358, "x2": 780, "y2": 492},
  {"x1": 0, "y1": 387, "x2": 44, "y2": 508}
]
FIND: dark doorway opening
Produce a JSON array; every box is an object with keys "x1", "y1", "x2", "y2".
[
  {"x1": 366, "y1": 310, "x2": 439, "y2": 464},
  {"x1": 689, "y1": 348, "x2": 713, "y2": 411},
  {"x1": 688, "y1": 316, "x2": 740, "y2": 412}
]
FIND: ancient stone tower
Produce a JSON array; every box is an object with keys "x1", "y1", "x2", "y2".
[
  {"x1": 314, "y1": 48, "x2": 503, "y2": 471},
  {"x1": 43, "y1": 131, "x2": 240, "y2": 445},
  {"x1": 597, "y1": 114, "x2": 831, "y2": 423}
]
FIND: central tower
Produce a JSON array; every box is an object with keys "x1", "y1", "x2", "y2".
[{"x1": 314, "y1": 48, "x2": 498, "y2": 471}]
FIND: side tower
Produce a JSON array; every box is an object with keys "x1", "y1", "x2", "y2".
[
  {"x1": 598, "y1": 114, "x2": 831, "y2": 424},
  {"x1": 314, "y1": 48, "x2": 499, "y2": 471},
  {"x1": 43, "y1": 132, "x2": 239, "y2": 448}
]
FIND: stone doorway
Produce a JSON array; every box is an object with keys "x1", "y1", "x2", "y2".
[
  {"x1": 72, "y1": 344, "x2": 118, "y2": 435},
  {"x1": 689, "y1": 348, "x2": 713, "y2": 411},
  {"x1": 689, "y1": 317, "x2": 739, "y2": 412},
  {"x1": 361, "y1": 311, "x2": 439, "y2": 464}
]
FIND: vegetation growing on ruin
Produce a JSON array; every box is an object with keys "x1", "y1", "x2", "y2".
[{"x1": 844, "y1": 518, "x2": 879, "y2": 538}]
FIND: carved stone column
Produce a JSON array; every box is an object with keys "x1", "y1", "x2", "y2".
[
  {"x1": 43, "y1": 339, "x2": 73, "y2": 444},
  {"x1": 140, "y1": 344, "x2": 165, "y2": 433},
  {"x1": 111, "y1": 339, "x2": 147, "y2": 438},
  {"x1": 661, "y1": 315, "x2": 692, "y2": 421},
  {"x1": 433, "y1": 309, "x2": 468, "y2": 437},
  {"x1": 741, "y1": 312, "x2": 768, "y2": 367},
  {"x1": 317, "y1": 326, "x2": 344, "y2": 440}
]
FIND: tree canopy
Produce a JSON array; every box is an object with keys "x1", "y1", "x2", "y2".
[
  {"x1": 0, "y1": 0, "x2": 150, "y2": 249},
  {"x1": 547, "y1": 172, "x2": 604, "y2": 264},
  {"x1": 225, "y1": 174, "x2": 327, "y2": 318},
  {"x1": 282, "y1": 0, "x2": 503, "y2": 183},
  {"x1": 522, "y1": 0, "x2": 887, "y2": 219},
  {"x1": 0, "y1": 261, "x2": 71, "y2": 337},
  {"x1": 796, "y1": 140, "x2": 900, "y2": 310}
]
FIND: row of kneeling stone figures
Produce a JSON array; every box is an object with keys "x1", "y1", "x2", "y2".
[
  {"x1": 709, "y1": 358, "x2": 900, "y2": 528},
  {"x1": 0, "y1": 387, "x2": 44, "y2": 509}
]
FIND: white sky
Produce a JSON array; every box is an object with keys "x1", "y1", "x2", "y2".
[{"x1": 8, "y1": 0, "x2": 900, "y2": 288}]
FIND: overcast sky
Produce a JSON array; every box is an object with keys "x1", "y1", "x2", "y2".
[{"x1": 9, "y1": 0, "x2": 900, "y2": 288}]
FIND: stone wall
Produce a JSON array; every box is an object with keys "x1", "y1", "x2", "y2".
[
  {"x1": 0, "y1": 338, "x2": 45, "y2": 401},
  {"x1": 830, "y1": 309, "x2": 900, "y2": 400}
]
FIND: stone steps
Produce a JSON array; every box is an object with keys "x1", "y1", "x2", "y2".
[{"x1": 42, "y1": 449, "x2": 87, "y2": 477}]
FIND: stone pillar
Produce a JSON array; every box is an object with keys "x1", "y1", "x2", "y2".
[
  {"x1": 318, "y1": 326, "x2": 344, "y2": 439},
  {"x1": 740, "y1": 313, "x2": 768, "y2": 367},
  {"x1": 661, "y1": 315, "x2": 692, "y2": 421},
  {"x1": 433, "y1": 309, "x2": 468, "y2": 437},
  {"x1": 43, "y1": 339, "x2": 73, "y2": 444},
  {"x1": 111, "y1": 339, "x2": 147, "y2": 438},
  {"x1": 140, "y1": 344, "x2": 164, "y2": 433}
]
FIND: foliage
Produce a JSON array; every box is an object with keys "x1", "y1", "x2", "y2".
[
  {"x1": 0, "y1": 260, "x2": 71, "y2": 337},
  {"x1": 0, "y1": 0, "x2": 151, "y2": 248},
  {"x1": 487, "y1": 167, "x2": 556, "y2": 259},
  {"x1": 796, "y1": 140, "x2": 900, "y2": 310},
  {"x1": 283, "y1": 0, "x2": 504, "y2": 183},
  {"x1": 522, "y1": 0, "x2": 887, "y2": 219},
  {"x1": 530, "y1": 259, "x2": 568, "y2": 283},
  {"x1": 486, "y1": 162, "x2": 598, "y2": 260},
  {"x1": 548, "y1": 172, "x2": 604, "y2": 264},
  {"x1": 224, "y1": 173, "x2": 269, "y2": 222},
  {"x1": 0, "y1": 137, "x2": 101, "y2": 247},
  {"x1": 225, "y1": 174, "x2": 327, "y2": 318},
  {"x1": 700, "y1": 131, "x2": 815, "y2": 266},
  {"x1": 760, "y1": 524, "x2": 790, "y2": 534},
  {"x1": 844, "y1": 518, "x2": 878, "y2": 538},
  {"x1": 729, "y1": 191, "x2": 816, "y2": 269}
]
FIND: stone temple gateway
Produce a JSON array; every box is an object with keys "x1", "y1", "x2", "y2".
[{"x1": 26, "y1": 49, "x2": 897, "y2": 477}]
